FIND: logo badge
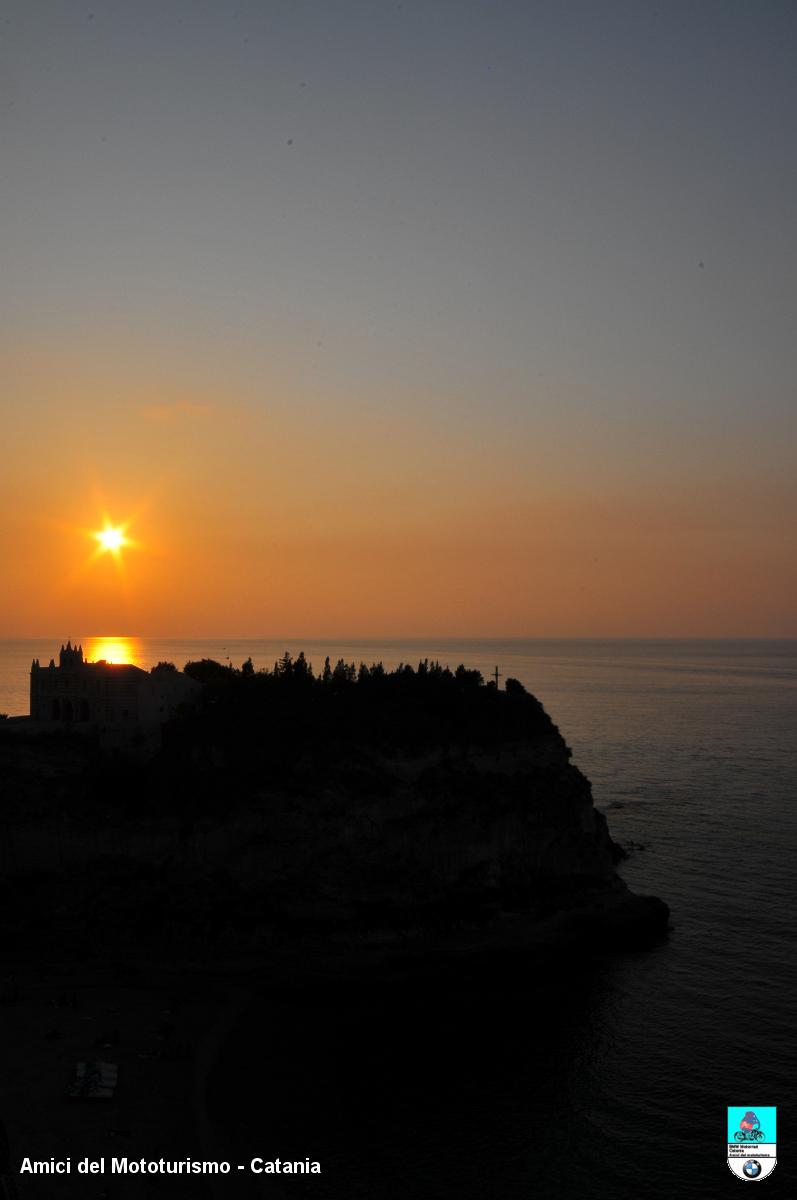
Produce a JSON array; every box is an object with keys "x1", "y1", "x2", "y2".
[{"x1": 727, "y1": 1107, "x2": 777, "y2": 1181}]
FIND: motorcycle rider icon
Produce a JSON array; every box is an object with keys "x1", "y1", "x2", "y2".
[{"x1": 735, "y1": 1111, "x2": 765, "y2": 1142}]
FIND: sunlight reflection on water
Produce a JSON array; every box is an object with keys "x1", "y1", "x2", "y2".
[{"x1": 83, "y1": 634, "x2": 143, "y2": 666}]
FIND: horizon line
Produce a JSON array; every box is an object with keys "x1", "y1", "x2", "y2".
[{"x1": 5, "y1": 634, "x2": 797, "y2": 644}]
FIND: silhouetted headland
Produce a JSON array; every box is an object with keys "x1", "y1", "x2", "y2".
[{"x1": 1, "y1": 651, "x2": 669, "y2": 975}]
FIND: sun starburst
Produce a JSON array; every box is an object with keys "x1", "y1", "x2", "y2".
[{"x1": 95, "y1": 524, "x2": 128, "y2": 554}]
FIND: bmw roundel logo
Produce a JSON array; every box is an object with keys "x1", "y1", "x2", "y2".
[{"x1": 743, "y1": 1160, "x2": 762, "y2": 1178}]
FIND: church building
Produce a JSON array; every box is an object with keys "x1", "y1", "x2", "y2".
[{"x1": 30, "y1": 642, "x2": 197, "y2": 735}]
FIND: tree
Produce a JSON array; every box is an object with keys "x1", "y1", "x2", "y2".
[
  {"x1": 332, "y1": 658, "x2": 355, "y2": 684},
  {"x1": 184, "y1": 659, "x2": 231, "y2": 684},
  {"x1": 455, "y1": 664, "x2": 483, "y2": 688},
  {"x1": 293, "y1": 651, "x2": 312, "y2": 682}
]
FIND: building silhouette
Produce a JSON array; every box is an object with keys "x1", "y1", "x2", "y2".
[{"x1": 30, "y1": 642, "x2": 197, "y2": 737}]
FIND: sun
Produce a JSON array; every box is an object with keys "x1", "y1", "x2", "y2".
[{"x1": 94, "y1": 523, "x2": 128, "y2": 556}]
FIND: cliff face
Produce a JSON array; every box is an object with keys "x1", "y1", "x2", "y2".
[
  {"x1": 0, "y1": 678, "x2": 669, "y2": 958},
  {"x1": 247, "y1": 744, "x2": 609, "y2": 922},
  {"x1": 207, "y1": 734, "x2": 666, "y2": 951}
]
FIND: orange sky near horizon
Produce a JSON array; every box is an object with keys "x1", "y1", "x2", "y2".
[{"x1": 2, "y1": 343, "x2": 794, "y2": 638}]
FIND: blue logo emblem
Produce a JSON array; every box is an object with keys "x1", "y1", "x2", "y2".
[{"x1": 727, "y1": 1106, "x2": 777, "y2": 1181}]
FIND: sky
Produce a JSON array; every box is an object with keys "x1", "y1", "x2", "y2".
[{"x1": 1, "y1": 0, "x2": 795, "y2": 637}]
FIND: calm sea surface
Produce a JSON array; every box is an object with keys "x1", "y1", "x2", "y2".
[{"x1": 3, "y1": 638, "x2": 796, "y2": 1195}]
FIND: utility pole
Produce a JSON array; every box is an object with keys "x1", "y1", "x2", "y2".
[{"x1": 493, "y1": 666, "x2": 502, "y2": 689}]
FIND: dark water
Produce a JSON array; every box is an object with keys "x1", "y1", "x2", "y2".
[{"x1": 4, "y1": 638, "x2": 796, "y2": 1194}]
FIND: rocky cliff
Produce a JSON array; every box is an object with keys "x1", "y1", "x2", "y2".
[{"x1": 0, "y1": 663, "x2": 669, "y2": 961}]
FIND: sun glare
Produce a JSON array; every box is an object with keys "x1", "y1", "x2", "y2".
[
  {"x1": 78, "y1": 509, "x2": 142, "y2": 577},
  {"x1": 95, "y1": 524, "x2": 128, "y2": 555}
]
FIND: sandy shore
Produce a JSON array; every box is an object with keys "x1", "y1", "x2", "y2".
[{"x1": 0, "y1": 957, "x2": 238, "y2": 1199}]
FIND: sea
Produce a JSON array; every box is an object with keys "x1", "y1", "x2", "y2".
[{"x1": 2, "y1": 637, "x2": 796, "y2": 1196}]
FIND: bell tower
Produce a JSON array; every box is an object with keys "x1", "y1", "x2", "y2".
[{"x1": 59, "y1": 640, "x2": 84, "y2": 668}]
